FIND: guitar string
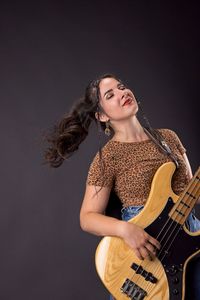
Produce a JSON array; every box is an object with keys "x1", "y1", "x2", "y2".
[
  {"x1": 129, "y1": 171, "x2": 200, "y2": 296},
  {"x1": 158, "y1": 184, "x2": 200, "y2": 261},
  {"x1": 145, "y1": 183, "x2": 200, "y2": 296},
  {"x1": 156, "y1": 178, "x2": 199, "y2": 255},
  {"x1": 156, "y1": 170, "x2": 200, "y2": 242},
  {"x1": 112, "y1": 166, "x2": 199, "y2": 296},
  {"x1": 155, "y1": 167, "x2": 200, "y2": 243},
  {"x1": 127, "y1": 171, "x2": 199, "y2": 293},
  {"x1": 142, "y1": 180, "x2": 200, "y2": 295},
  {"x1": 142, "y1": 181, "x2": 200, "y2": 295},
  {"x1": 157, "y1": 177, "x2": 200, "y2": 257},
  {"x1": 128, "y1": 175, "x2": 199, "y2": 286}
]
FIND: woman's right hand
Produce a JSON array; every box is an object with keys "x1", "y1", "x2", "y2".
[
  {"x1": 120, "y1": 221, "x2": 161, "y2": 261},
  {"x1": 80, "y1": 184, "x2": 160, "y2": 261}
]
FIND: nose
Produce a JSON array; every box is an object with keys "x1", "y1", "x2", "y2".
[{"x1": 121, "y1": 91, "x2": 129, "y2": 99}]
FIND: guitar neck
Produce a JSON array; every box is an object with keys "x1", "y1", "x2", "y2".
[{"x1": 169, "y1": 167, "x2": 200, "y2": 225}]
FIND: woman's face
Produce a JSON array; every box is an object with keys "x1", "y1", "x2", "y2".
[{"x1": 98, "y1": 77, "x2": 138, "y2": 122}]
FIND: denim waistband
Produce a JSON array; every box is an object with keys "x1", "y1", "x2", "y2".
[
  {"x1": 121, "y1": 205, "x2": 144, "y2": 221},
  {"x1": 121, "y1": 205, "x2": 200, "y2": 232}
]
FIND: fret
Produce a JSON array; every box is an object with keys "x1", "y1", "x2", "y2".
[
  {"x1": 169, "y1": 167, "x2": 200, "y2": 225},
  {"x1": 180, "y1": 200, "x2": 190, "y2": 208},
  {"x1": 186, "y1": 191, "x2": 196, "y2": 199},
  {"x1": 175, "y1": 209, "x2": 185, "y2": 217}
]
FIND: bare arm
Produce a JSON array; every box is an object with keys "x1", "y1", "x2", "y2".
[
  {"x1": 80, "y1": 184, "x2": 125, "y2": 236},
  {"x1": 80, "y1": 184, "x2": 160, "y2": 260}
]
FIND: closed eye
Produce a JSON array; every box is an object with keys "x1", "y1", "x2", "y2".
[
  {"x1": 118, "y1": 84, "x2": 126, "y2": 90},
  {"x1": 105, "y1": 83, "x2": 126, "y2": 99},
  {"x1": 106, "y1": 93, "x2": 114, "y2": 99}
]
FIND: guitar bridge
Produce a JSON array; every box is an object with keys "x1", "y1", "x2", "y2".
[{"x1": 121, "y1": 278, "x2": 147, "y2": 300}]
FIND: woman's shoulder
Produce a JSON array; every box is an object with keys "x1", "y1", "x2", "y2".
[
  {"x1": 91, "y1": 139, "x2": 118, "y2": 162},
  {"x1": 157, "y1": 128, "x2": 179, "y2": 139},
  {"x1": 157, "y1": 128, "x2": 185, "y2": 151}
]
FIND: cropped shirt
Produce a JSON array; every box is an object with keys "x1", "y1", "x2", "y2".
[{"x1": 86, "y1": 129, "x2": 190, "y2": 207}]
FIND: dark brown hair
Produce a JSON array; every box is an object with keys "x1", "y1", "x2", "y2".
[{"x1": 44, "y1": 73, "x2": 122, "y2": 167}]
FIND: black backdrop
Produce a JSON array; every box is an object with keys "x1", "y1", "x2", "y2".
[{"x1": 0, "y1": 1, "x2": 199, "y2": 299}]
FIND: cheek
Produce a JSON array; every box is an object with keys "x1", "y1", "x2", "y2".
[
  {"x1": 99, "y1": 102, "x2": 120, "y2": 120},
  {"x1": 103, "y1": 103, "x2": 121, "y2": 117},
  {"x1": 100, "y1": 99, "x2": 118, "y2": 112}
]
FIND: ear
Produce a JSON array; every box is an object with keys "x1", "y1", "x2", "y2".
[{"x1": 95, "y1": 111, "x2": 109, "y2": 123}]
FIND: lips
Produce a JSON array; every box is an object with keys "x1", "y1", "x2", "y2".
[{"x1": 122, "y1": 98, "x2": 133, "y2": 106}]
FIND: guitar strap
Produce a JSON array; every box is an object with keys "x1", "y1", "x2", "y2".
[{"x1": 143, "y1": 127, "x2": 179, "y2": 169}]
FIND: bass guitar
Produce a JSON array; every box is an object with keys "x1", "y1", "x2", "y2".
[{"x1": 95, "y1": 162, "x2": 200, "y2": 299}]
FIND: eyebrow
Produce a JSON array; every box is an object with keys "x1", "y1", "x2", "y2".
[{"x1": 103, "y1": 82, "x2": 123, "y2": 97}]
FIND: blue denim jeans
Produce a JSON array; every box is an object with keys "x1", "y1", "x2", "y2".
[{"x1": 109, "y1": 205, "x2": 200, "y2": 300}]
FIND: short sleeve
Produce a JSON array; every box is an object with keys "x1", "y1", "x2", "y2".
[
  {"x1": 86, "y1": 150, "x2": 115, "y2": 187},
  {"x1": 160, "y1": 129, "x2": 186, "y2": 155}
]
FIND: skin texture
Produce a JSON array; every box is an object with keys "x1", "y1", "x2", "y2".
[{"x1": 80, "y1": 77, "x2": 199, "y2": 261}]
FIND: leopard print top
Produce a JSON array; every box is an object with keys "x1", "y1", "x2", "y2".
[{"x1": 87, "y1": 129, "x2": 190, "y2": 207}]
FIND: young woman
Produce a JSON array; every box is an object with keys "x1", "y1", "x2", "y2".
[{"x1": 45, "y1": 74, "x2": 200, "y2": 299}]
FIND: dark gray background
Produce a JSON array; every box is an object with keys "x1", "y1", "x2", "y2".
[{"x1": 0, "y1": 1, "x2": 199, "y2": 299}]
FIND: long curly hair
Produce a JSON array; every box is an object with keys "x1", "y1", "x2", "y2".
[{"x1": 44, "y1": 73, "x2": 122, "y2": 167}]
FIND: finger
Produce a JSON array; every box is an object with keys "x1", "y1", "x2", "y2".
[
  {"x1": 148, "y1": 237, "x2": 161, "y2": 250},
  {"x1": 144, "y1": 242, "x2": 156, "y2": 257},
  {"x1": 140, "y1": 246, "x2": 152, "y2": 261},
  {"x1": 134, "y1": 248, "x2": 144, "y2": 261}
]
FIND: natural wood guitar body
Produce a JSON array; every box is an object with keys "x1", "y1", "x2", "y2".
[{"x1": 95, "y1": 162, "x2": 200, "y2": 300}]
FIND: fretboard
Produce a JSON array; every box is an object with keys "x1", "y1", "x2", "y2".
[{"x1": 169, "y1": 167, "x2": 200, "y2": 225}]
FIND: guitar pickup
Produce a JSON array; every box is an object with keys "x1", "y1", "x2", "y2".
[{"x1": 131, "y1": 263, "x2": 158, "y2": 284}]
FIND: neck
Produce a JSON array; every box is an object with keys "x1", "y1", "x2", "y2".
[{"x1": 111, "y1": 117, "x2": 148, "y2": 142}]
